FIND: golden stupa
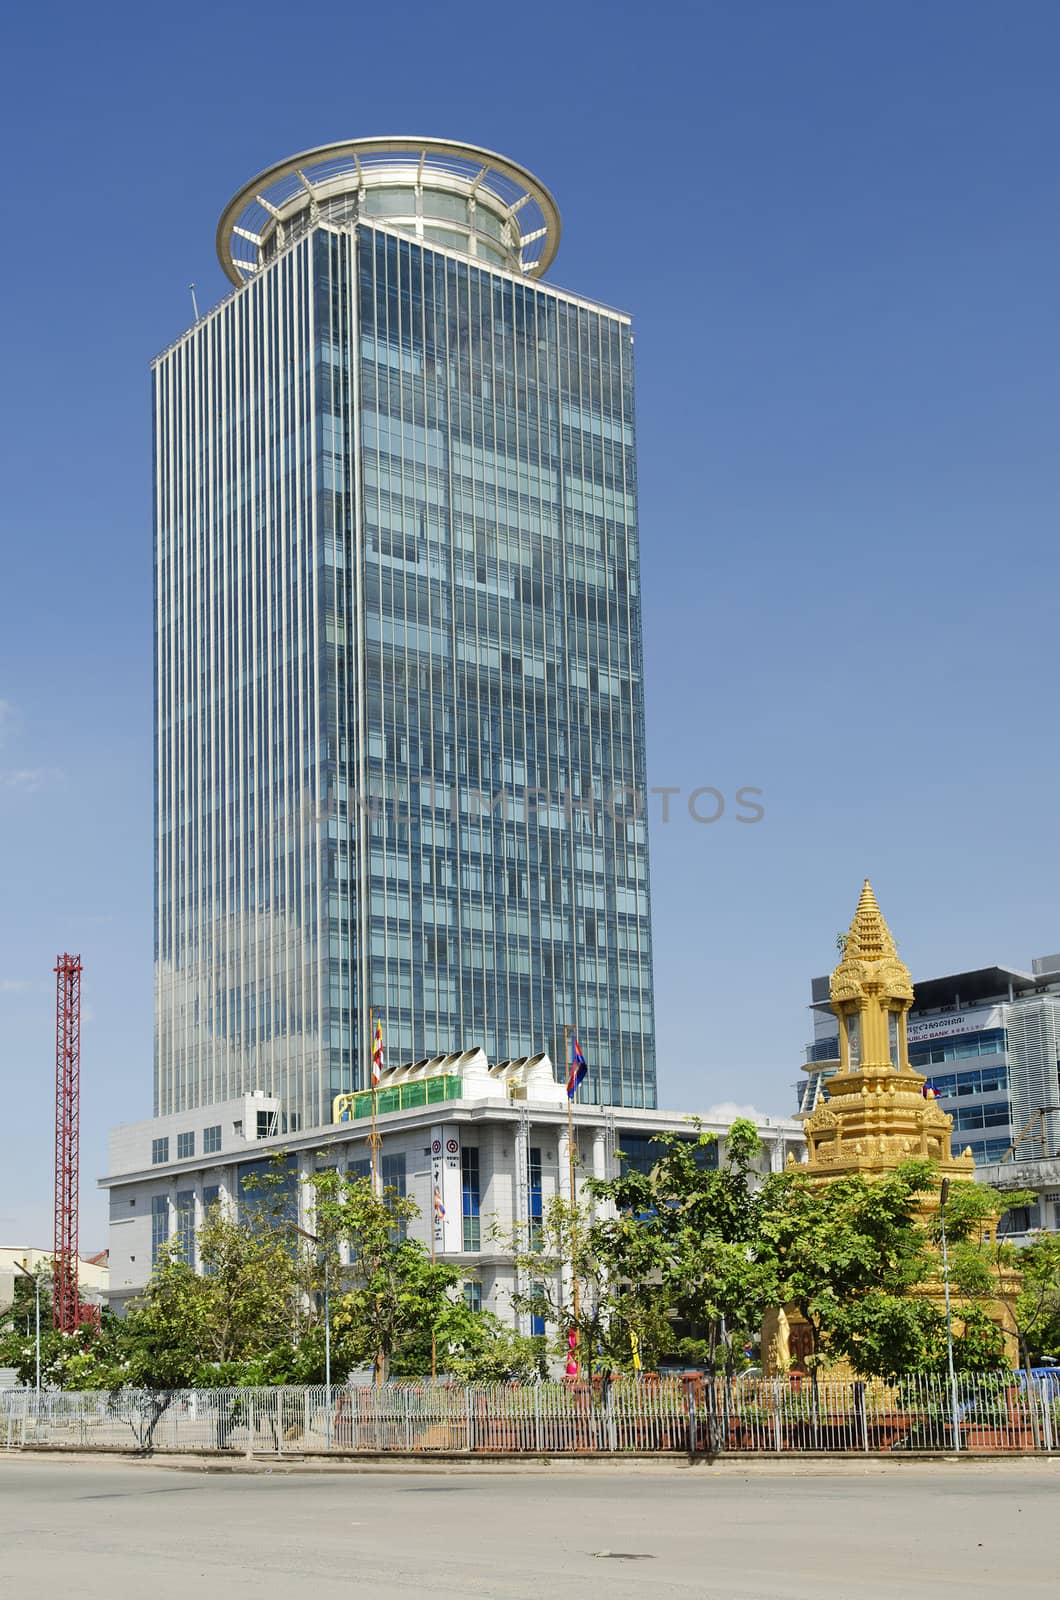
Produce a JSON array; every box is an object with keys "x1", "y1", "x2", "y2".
[
  {"x1": 765, "y1": 881, "x2": 1017, "y2": 1373},
  {"x1": 800, "y1": 880, "x2": 974, "y2": 1178}
]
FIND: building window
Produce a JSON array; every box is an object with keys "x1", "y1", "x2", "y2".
[
  {"x1": 531, "y1": 1280, "x2": 546, "y2": 1337},
  {"x1": 201, "y1": 1186, "x2": 221, "y2": 1274},
  {"x1": 151, "y1": 1137, "x2": 169, "y2": 1165},
  {"x1": 909, "y1": 1028, "x2": 1008, "y2": 1069},
  {"x1": 461, "y1": 1146, "x2": 480, "y2": 1251},
  {"x1": 203, "y1": 1125, "x2": 221, "y2": 1155},
  {"x1": 177, "y1": 1131, "x2": 195, "y2": 1160},
  {"x1": 923, "y1": 1065, "x2": 1009, "y2": 1099},
  {"x1": 618, "y1": 1131, "x2": 719, "y2": 1179},
  {"x1": 151, "y1": 1195, "x2": 169, "y2": 1265},
  {"x1": 348, "y1": 1157, "x2": 371, "y2": 1183},
  {"x1": 175, "y1": 1191, "x2": 196, "y2": 1267},
  {"x1": 382, "y1": 1152, "x2": 407, "y2": 1241},
  {"x1": 381, "y1": 1152, "x2": 407, "y2": 1196},
  {"x1": 1000, "y1": 1205, "x2": 1040, "y2": 1235},
  {"x1": 256, "y1": 1109, "x2": 278, "y2": 1139},
  {"x1": 961, "y1": 1138, "x2": 1012, "y2": 1164},
  {"x1": 528, "y1": 1146, "x2": 543, "y2": 1248},
  {"x1": 846, "y1": 1013, "x2": 861, "y2": 1068},
  {"x1": 463, "y1": 1281, "x2": 482, "y2": 1313},
  {"x1": 951, "y1": 1101, "x2": 1012, "y2": 1133}
]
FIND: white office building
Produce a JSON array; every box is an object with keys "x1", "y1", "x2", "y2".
[{"x1": 104, "y1": 1052, "x2": 803, "y2": 1324}]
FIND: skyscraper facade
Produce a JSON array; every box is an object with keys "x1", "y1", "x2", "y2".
[{"x1": 154, "y1": 138, "x2": 656, "y2": 1131}]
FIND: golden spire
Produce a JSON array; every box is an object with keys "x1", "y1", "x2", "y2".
[
  {"x1": 831, "y1": 879, "x2": 913, "y2": 1008},
  {"x1": 843, "y1": 879, "x2": 898, "y2": 963}
]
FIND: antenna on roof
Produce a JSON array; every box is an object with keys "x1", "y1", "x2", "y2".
[{"x1": 189, "y1": 283, "x2": 200, "y2": 323}]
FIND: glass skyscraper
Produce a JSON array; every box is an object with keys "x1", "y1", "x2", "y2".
[{"x1": 154, "y1": 138, "x2": 656, "y2": 1130}]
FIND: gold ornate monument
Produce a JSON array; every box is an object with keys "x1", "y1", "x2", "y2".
[
  {"x1": 764, "y1": 880, "x2": 1016, "y2": 1373},
  {"x1": 800, "y1": 880, "x2": 974, "y2": 1180}
]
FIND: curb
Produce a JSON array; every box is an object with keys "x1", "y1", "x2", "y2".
[{"x1": 5, "y1": 1445, "x2": 1059, "y2": 1476}]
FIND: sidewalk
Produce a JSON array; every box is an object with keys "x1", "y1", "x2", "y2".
[{"x1": 5, "y1": 1446, "x2": 1060, "y2": 1477}]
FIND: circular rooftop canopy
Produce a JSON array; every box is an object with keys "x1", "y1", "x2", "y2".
[{"x1": 217, "y1": 137, "x2": 561, "y2": 287}]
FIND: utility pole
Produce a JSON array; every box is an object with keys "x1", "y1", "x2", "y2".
[
  {"x1": 368, "y1": 1009, "x2": 384, "y2": 1385},
  {"x1": 939, "y1": 1178, "x2": 960, "y2": 1452},
  {"x1": 563, "y1": 1025, "x2": 581, "y2": 1377},
  {"x1": 294, "y1": 1225, "x2": 331, "y2": 1447},
  {"x1": 12, "y1": 1261, "x2": 43, "y2": 1412}
]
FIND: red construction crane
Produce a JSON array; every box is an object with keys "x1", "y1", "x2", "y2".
[{"x1": 53, "y1": 952, "x2": 82, "y2": 1333}]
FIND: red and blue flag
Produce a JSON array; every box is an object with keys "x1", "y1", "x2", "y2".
[{"x1": 566, "y1": 1035, "x2": 588, "y2": 1099}]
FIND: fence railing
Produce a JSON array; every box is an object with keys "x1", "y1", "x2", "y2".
[{"x1": 3, "y1": 1372, "x2": 1058, "y2": 1456}]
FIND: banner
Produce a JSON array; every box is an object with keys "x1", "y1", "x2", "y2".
[
  {"x1": 430, "y1": 1124, "x2": 462, "y2": 1255},
  {"x1": 907, "y1": 1006, "x2": 1002, "y2": 1046}
]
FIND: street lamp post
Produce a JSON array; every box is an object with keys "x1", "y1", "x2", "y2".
[
  {"x1": 938, "y1": 1178, "x2": 960, "y2": 1452},
  {"x1": 294, "y1": 1225, "x2": 331, "y2": 1447},
  {"x1": 12, "y1": 1261, "x2": 42, "y2": 1414}
]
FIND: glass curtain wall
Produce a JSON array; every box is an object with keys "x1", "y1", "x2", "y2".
[
  {"x1": 155, "y1": 233, "x2": 343, "y2": 1130},
  {"x1": 354, "y1": 227, "x2": 656, "y2": 1108},
  {"x1": 154, "y1": 219, "x2": 657, "y2": 1127}
]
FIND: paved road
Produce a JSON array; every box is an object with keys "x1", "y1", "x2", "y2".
[{"x1": 2, "y1": 1456, "x2": 1057, "y2": 1598}]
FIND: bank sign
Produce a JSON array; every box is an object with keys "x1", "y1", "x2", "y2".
[{"x1": 906, "y1": 1006, "x2": 1002, "y2": 1046}]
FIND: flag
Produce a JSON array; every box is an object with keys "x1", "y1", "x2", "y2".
[
  {"x1": 566, "y1": 1033, "x2": 587, "y2": 1099},
  {"x1": 433, "y1": 1186, "x2": 446, "y2": 1221},
  {"x1": 372, "y1": 1018, "x2": 384, "y2": 1087}
]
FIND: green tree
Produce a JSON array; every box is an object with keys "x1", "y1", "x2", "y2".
[
  {"x1": 1016, "y1": 1231, "x2": 1060, "y2": 1363},
  {"x1": 309, "y1": 1166, "x2": 483, "y2": 1380},
  {"x1": 0, "y1": 1265, "x2": 117, "y2": 1390},
  {"x1": 502, "y1": 1192, "x2": 622, "y2": 1376},
  {"x1": 932, "y1": 1179, "x2": 1043, "y2": 1377},
  {"x1": 588, "y1": 1118, "x2": 776, "y2": 1374},
  {"x1": 442, "y1": 1314, "x2": 547, "y2": 1383},
  {"x1": 757, "y1": 1160, "x2": 940, "y2": 1379},
  {"x1": 0, "y1": 1316, "x2": 109, "y2": 1391}
]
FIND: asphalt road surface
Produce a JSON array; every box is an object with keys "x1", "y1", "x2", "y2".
[{"x1": 2, "y1": 1456, "x2": 1056, "y2": 1599}]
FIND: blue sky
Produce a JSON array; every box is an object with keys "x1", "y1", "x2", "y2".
[{"x1": 1, "y1": 0, "x2": 1058, "y2": 1246}]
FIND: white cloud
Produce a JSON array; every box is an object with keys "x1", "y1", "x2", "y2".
[
  {"x1": 0, "y1": 979, "x2": 32, "y2": 994},
  {"x1": 700, "y1": 1101, "x2": 769, "y2": 1123},
  {"x1": 0, "y1": 768, "x2": 48, "y2": 791}
]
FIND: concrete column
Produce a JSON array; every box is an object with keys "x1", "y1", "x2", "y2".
[
  {"x1": 592, "y1": 1128, "x2": 607, "y2": 1180},
  {"x1": 297, "y1": 1151, "x2": 315, "y2": 1229},
  {"x1": 557, "y1": 1124, "x2": 575, "y2": 1315},
  {"x1": 512, "y1": 1117, "x2": 530, "y2": 1338}
]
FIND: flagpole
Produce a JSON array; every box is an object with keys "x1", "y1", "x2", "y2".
[
  {"x1": 368, "y1": 1008, "x2": 383, "y2": 1386},
  {"x1": 369, "y1": 1008, "x2": 380, "y2": 1195},
  {"x1": 430, "y1": 1199, "x2": 438, "y2": 1384},
  {"x1": 564, "y1": 1025, "x2": 581, "y2": 1376}
]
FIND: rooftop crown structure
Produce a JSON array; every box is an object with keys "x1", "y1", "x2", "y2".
[
  {"x1": 801, "y1": 881, "x2": 974, "y2": 1178},
  {"x1": 216, "y1": 137, "x2": 562, "y2": 287}
]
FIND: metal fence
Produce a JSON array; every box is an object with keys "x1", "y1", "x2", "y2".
[{"x1": 3, "y1": 1372, "x2": 1058, "y2": 1456}]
